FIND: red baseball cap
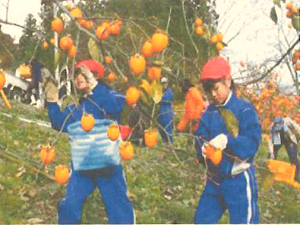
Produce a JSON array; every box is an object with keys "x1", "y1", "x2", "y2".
[
  {"x1": 76, "y1": 60, "x2": 105, "y2": 79},
  {"x1": 200, "y1": 57, "x2": 231, "y2": 80}
]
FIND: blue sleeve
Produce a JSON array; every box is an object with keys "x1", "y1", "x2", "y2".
[
  {"x1": 226, "y1": 106, "x2": 261, "y2": 160},
  {"x1": 46, "y1": 102, "x2": 76, "y2": 133},
  {"x1": 93, "y1": 85, "x2": 125, "y2": 115},
  {"x1": 194, "y1": 113, "x2": 209, "y2": 162},
  {"x1": 161, "y1": 88, "x2": 173, "y2": 104}
]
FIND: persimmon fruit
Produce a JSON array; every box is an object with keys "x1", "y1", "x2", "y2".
[
  {"x1": 55, "y1": 165, "x2": 69, "y2": 185},
  {"x1": 142, "y1": 40, "x2": 153, "y2": 57},
  {"x1": 60, "y1": 36, "x2": 73, "y2": 51},
  {"x1": 216, "y1": 33, "x2": 224, "y2": 42},
  {"x1": 95, "y1": 25, "x2": 110, "y2": 41},
  {"x1": 211, "y1": 35, "x2": 218, "y2": 43},
  {"x1": 147, "y1": 67, "x2": 161, "y2": 81},
  {"x1": 195, "y1": 18, "x2": 203, "y2": 26},
  {"x1": 129, "y1": 54, "x2": 146, "y2": 75},
  {"x1": 51, "y1": 17, "x2": 63, "y2": 34},
  {"x1": 42, "y1": 42, "x2": 49, "y2": 50},
  {"x1": 109, "y1": 21, "x2": 122, "y2": 34},
  {"x1": 144, "y1": 129, "x2": 158, "y2": 148},
  {"x1": 119, "y1": 142, "x2": 134, "y2": 160},
  {"x1": 151, "y1": 32, "x2": 169, "y2": 52},
  {"x1": 40, "y1": 145, "x2": 55, "y2": 165},
  {"x1": 126, "y1": 87, "x2": 140, "y2": 106},
  {"x1": 107, "y1": 72, "x2": 116, "y2": 82},
  {"x1": 68, "y1": 46, "x2": 77, "y2": 58},
  {"x1": 50, "y1": 38, "x2": 55, "y2": 46},
  {"x1": 211, "y1": 150, "x2": 223, "y2": 165},
  {"x1": 0, "y1": 70, "x2": 6, "y2": 90},
  {"x1": 195, "y1": 26, "x2": 204, "y2": 35},
  {"x1": 70, "y1": 7, "x2": 82, "y2": 19},
  {"x1": 81, "y1": 113, "x2": 95, "y2": 132},
  {"x1": 107, "y1": 124, "x2": 120, "y2": 141},
  {"x1": 216, "y1": 42, "x2": 224, "y2": 51},
  {"x1": 104, "y1": 56, "x2": 112, "y2": 64}
]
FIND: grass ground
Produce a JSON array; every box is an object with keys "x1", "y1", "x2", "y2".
[{"x1": 0, "y1": 102, "x2": 300, "y2": 224}]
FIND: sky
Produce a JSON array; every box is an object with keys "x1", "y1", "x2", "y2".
[
  {"x1": 0, "y1": 0, "x2": 299, "y2": 88},
  {"x1": 214, "y1": 0, "x2": 299, "y2": 88},
  {"x1": 0, "y1": 0, "x2": 41, "y2": 41}
]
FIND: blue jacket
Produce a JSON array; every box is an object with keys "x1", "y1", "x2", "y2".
[
  {"x1": 158, "y1": 87, "x2": 174, "y2": 125},
  {"x1": 30, "y1": 60, "x2": 42, "y2": 88},
  {"x1": 194, "y1": 92, "x2": 261, "y2": 182},
  {"x1": 47, "y1": 83, "x2": 125, "y2": 133}
]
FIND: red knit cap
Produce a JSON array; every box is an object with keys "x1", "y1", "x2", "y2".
[
  {"x1": 76, "y1": 60, "x2": 105, "y2": 79},
  {"x1": 200, "y1": 57, "x2": 231, "y2": 80}
]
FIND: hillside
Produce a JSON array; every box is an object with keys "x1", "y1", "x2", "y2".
[{"x1": 0, "y1": 102, "x2": 300, "y2": 224}]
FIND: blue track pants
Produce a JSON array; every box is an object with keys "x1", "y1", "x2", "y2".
[
  {"x1": 58, "y1": 164, "x2": 134, "y2": 224},
  {"x1": 194, "y1": 167, "x2": 259, "y2": 224}
]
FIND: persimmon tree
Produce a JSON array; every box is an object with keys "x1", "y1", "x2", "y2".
[{"x1": 3, "y1": 0, "x2": 299, "y2": 182}]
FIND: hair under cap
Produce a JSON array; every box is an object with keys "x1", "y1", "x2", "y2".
[{"x1": 200, "y1": 57, "x2": 231, "y2": 80}]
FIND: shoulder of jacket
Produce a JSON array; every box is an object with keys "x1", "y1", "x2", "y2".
[{"x1": 234, "y1": 96, "x2": 255, "y2": 112}]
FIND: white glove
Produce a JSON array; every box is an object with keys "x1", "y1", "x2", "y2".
[
  {"x1": 44, "y1": 80, "x2": 58, "y2": 102},
  {"x1": 201, "y1": 144, "x2": 207, "y2": 158},
  {"x1": 41, "y1": 68, "x2": 53, "y2": 81},
  {"x1": 80, "y1": 64, "x2": 98, "y2": 91},
  {"x1": 209, "y1": 134, "x2": 228, "y2": 150}
]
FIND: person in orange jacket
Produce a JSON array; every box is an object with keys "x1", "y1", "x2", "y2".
[{"x1": 177, "y1": 79, "x2": 206, "y2": 133}]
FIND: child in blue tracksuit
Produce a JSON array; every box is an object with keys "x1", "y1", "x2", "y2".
[
  {"x1": 158, "y1": 77, "x2": 174, "y2": 145},
  {"x1": 44, "y1": 65, "x2": 134, "y2": 224},
  {"x1": 194, "y1": 57, "x2": 261, "y2": 224}
]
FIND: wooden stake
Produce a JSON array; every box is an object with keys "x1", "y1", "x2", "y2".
[{"x1": 0, "y1": 89, "x2": 12, "y2": 108}]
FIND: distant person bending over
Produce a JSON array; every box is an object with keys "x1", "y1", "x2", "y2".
[{"x1": 269, "y1": 116, "x2": 300, "y2": 181}]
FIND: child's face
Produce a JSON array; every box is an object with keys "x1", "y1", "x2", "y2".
[
  {"x1": 75, "y1": 74, "x2": 89, "y2": 92},
  {"x1": 162, "y1": 82, "x2": 168, "y2": 89},
  {"x1": 206, "y1": 79, "x2": 231, "y2": 105}
]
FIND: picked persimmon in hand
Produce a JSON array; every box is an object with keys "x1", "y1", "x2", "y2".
[{"x1": 204, "y1": 143, "x2": 223, "y2": 165}]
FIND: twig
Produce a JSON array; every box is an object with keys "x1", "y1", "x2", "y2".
[
  {"x1": 0, "y1": 149, "x2": 55, "y2": 181},
  {"x1": 181, "y1": 0, "x2": 199, "y2": 55},
  {"x1": 0, "y1": 38, "x2": 14, "y2": 60},
  {"x1": 162, "y1": 7, "x2": 172, "y2": 60},
  {"x1": 239, "y1": 38, "x2": 300, "y2": 86}
]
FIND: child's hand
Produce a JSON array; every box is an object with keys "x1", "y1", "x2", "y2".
[
  {"x1": 209, "y1": 134, "x2": 228, "y2": 150},
  {"x1": 202, "y1": 143, "x2": 223, "y2": 165},
  {"x1": 202, "y1": 143, "x2": 215, "y2": 159},
  {"x1": 80, "y1": 64, "x2": 97, "y2": 90}
]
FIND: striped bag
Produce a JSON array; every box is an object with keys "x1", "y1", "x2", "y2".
[{"x1": 67, "y1": 119, "x2": 121, "y2": 171}]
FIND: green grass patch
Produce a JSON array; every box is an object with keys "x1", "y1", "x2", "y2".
[{"x1": 0, "y1": 103, "x2": 300, "y2": 224}]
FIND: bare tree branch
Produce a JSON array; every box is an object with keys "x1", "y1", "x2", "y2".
[
  {"x1": 239, "y1": 38, "x2": 300, "y2": 86},
  {"x1": 0, "y1": 18, "x2": 27, "y2": 30},
  {"x1": 182, "y1": 0, "x2": 199, "y2": 55},
  {"x1": 6, "y1": 0, "x2": 9, "y2": 22}
]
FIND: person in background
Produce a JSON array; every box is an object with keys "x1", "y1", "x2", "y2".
[
  {"x1": 157, "y1": 77, "x2": 174, "y2": 145},
  {"x1": 194, "y1": 57, "x2": 261, "y2": 224},
  {"x1": 177, "y1": 78, "x2": 206, "y2": 133},
  {"x1": 44, "y1": 65, "x2": 135, "y2": 224},
  {"x1": 269, "y1": 116, "x2": 300, "y2": 181},
  {"x1": 27, "y1": 59, "x2": 43, "y2": 107},
  {"x1": 127, "y1": 103, "x2": 151, "y2": 146}
]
